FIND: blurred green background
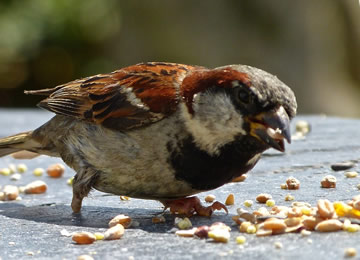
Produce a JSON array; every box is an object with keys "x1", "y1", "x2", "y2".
[{"x1": 0, "y1": 0, "x2": 359, "y2": 116}]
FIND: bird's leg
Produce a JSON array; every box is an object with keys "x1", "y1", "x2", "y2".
[
  {"x1": 71, "y1": 192, "x2": 83, "y2": 213},
  {"x1": 161, "y1": 196, "x2": 228, "y2": 217},
  {"x1": 71, "y1": 173, "x2": 92, "y2": 213}
]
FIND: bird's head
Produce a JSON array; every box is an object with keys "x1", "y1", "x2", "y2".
[{"x1": 180, "y1": 65, "x2": 297, "y2": 155}]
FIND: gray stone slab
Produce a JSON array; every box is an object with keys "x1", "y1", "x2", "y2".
[{"x1": 0, "y1": 110, "x2": 360, "y2": 259}]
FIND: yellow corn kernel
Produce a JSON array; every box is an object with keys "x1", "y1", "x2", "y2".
[
  {"x1": 67, "y1": 177, "x2": 74, "y2": 186},
  {"x1": 94, "y1": 232, "x2": 104, "y2": 240},
  {"x1": 0, "y1": 168, "x2": 11, "y2": 176},
  {"x1": 33, "y1": 168, "x2": 44, "y2": 176},
  {"x1": 266, "y1": 199, "x2": 275, "y2": 207},
  {"x1": 236, "y1": 235, "x2": 246, "y2": 244},
  {"x1": 246, "y1": 225, "x2": 257, "y2": 234},
  {"x1": 244, "y1": 200, "x2": 253, "y2": 207}
]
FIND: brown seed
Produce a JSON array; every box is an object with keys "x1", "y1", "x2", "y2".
[
  {"x1": 321, "y1": 175, "x2": 336, "y2": 188},
  {"x1": 315, "y1": 219, "x2": 343, "y2": 232},
  {"x1": 108, "y1": 214, "x2": 132, "y2": 228},
  {"x1": 225, "y1": 193, "x2": 235, "y2": 205},
  {"x1": 263, "y1": 218, "x2": 287, "y2": 233},
  {"x1": 287, "y1": 207, "x2": 303, "y2": 218},
  {"x1": 194, "y1": 225, "x2": 210, "y2": 238},
  {"x1": 286, "y1": 177, "x2": 300, "y2": 190},
  {"x1": 344, "y1": 248, "x2": 357, "y2": 258},
  {"x1": 204, "y1": 194, "x2": 216, "y2": 203},
  {"x1": 72, "y1": 232, "x2": 96, "y2": 244},
  {"x1": 232, "y1": 174, "x2": 247, "y2": 182},
  {"x1": 46, "y1": 163, "x2": 65, "y2": 178},
  {"x1": 302, "y1": 216, "x2": 322, "y2": 231},
  {"x1": 317, "y1": 199, "x2": 334, "y2": 219},
  {"x1": 104, "y1": 224, "x2": 125, "y2": 240},
  {"x1": 3, "y1": 185, "x2": 19, "y2": 200},
  {"x1": 256, "y1": 193, "x2": 272, "y2": 203},
  {"x1": 24, "y1": 180, "x2": 47, "y2": 194},
  {"x1": 284, "y1": 217, "x2": 301, "y2": 227}
]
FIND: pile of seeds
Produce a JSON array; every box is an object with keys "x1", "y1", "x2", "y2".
[
  {"x1": 0, "y1": 162, "x2": 67, "y2": 201},
  {"x1": 70, "y1": 214, "x2": 132, "y2": 244}
]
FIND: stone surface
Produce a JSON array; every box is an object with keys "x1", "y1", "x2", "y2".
[{"x1": 0, "y1": 109, "x2": 360, "y2": 259}]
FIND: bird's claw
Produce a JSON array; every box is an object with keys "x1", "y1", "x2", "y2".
[{"x1": 161, "y1": 196, "x2": 228, "y2": 217}]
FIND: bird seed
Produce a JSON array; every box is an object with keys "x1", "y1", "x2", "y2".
[
  {"x1": 24, "y1": 180, "x2": 47, "y2": 194},
  {"x1": 321, "y1": 175, "x2": 337, "y2": 188},
  {"x1": 104, "y1": 224, "x2": 125, "y2": 240},
  {"x1": 72, "y1": 232, "x2": 96, "y2": 244},
  {"x1": 225, "y1": 193, "x2": 235, "y2": 205},
  {"x1": 286, "y1": 177, "x2": 300, "y2": 190},
  {"x1": 109, "y1": 214, "x2": 132, "y2": 228},
  {"x1": 46, "y1": 163, "x2": 65, "y2": 178},
  {"x1": 256, "y1": 193, "x2": 272, "y2": 203},
  {"x1": 205, "y1": 194, "x2": 216, "y2": 203},
  {"x1": 345, "y1": 171, "x2": 358, "y2": 178}
]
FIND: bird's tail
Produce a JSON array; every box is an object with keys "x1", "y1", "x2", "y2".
[{"x1": 0, "y1": 131, "x2": 40, "y2": 159}]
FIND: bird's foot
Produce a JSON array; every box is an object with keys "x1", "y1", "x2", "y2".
[{"x1": 161, "y1": 196, "x2": 228, "y2": 217}]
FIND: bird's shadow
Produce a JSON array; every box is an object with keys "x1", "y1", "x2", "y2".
[{"x1": 0, "y1": 202, "x2": 232, "y2": 233}]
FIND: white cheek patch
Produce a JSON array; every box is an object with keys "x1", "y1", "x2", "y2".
[{"x1": 181, "y1": 92, "x2": 246, "y2": 155}]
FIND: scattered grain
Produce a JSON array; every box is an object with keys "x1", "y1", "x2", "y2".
[
  {"x1": 225, "y1": 193, "x2": 235, "y2": 205},
  {"x1": 236, "y1": 235, "x2": 246, "y2": 244},
  {"x1": 205, "y1": 194, "x2": 216, "y2": 203},
  {"x1": 321, "y1": 175, "x2": 336, "y2": 188},
  {"x1": 24, "y1": 180, "x2": 47, "y2": 194},
  {"x1": 175, "y1": 217, "x2": 192, "y2": 230},
  {"x1": 286, "y1": 177, "x2": 300, "y2": 190},
  {"x1": 3, "y1": 185, "x2": 19, "y2": 200},
  {"x1": 17, "y1": 164, "x2": 27, "y2": 173},
  {"x1": 244, "y1": 200, "x2": 253, "y2": 207},
  {"x1": 317, "y1": 199, "x2": 334, "y2": 219},
  {"x1": 108, "y1": 214, "x2": 132, "y2": 228},
  {"x1": 72, "y1": 232, "x2": 96, "y2": 244},
  {"x1": 274, "y1": 241, "x2": 283, "y2": 249},
  {"x1": 345, "y1": 248, "x2": 357, "y2": 258},
  {"x1": 266, "y1": 199, "x2": 275, "y2": 207},
  {"x1": 256, "y1": 193, "x2": 272, "y2": 203},
  {"x1": 345, "y1": 171, "x2": 358, "y2": 178},
  {"x1": 46, "y1": 163, "x2": 65, "y2": 178},
  {"x1": 33, "y1": 168, "x2": 44, "y2": 177},
  {"x1": 104, "y1": 224, "x2": 125, "y2": 240},
  {"x1": 315, "y1": 219, "x2": 343, "y2": 232},
  {"x1": 284, "y1": 194, "x2": 295, "y2": 201}
]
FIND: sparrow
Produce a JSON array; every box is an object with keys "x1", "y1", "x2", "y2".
[{"x1": 0, "y1": 62, "x2": 297, "y2": 216}]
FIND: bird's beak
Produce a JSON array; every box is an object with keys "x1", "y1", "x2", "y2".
[{"x1": 248, "y1": 106, "x2": 291, "y2": 152}]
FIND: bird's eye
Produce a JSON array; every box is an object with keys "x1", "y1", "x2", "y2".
[{"x1": 237, "y1": 89, "x2": 250, "y2": 104}]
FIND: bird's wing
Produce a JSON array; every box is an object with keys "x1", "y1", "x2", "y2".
[{"x1": 26, "y1": 62, "x2": 199, "y2": 131}]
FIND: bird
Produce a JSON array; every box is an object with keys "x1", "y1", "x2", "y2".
[{"x1": 0, "y1": 62, "x2": 297, "y2": 216}]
